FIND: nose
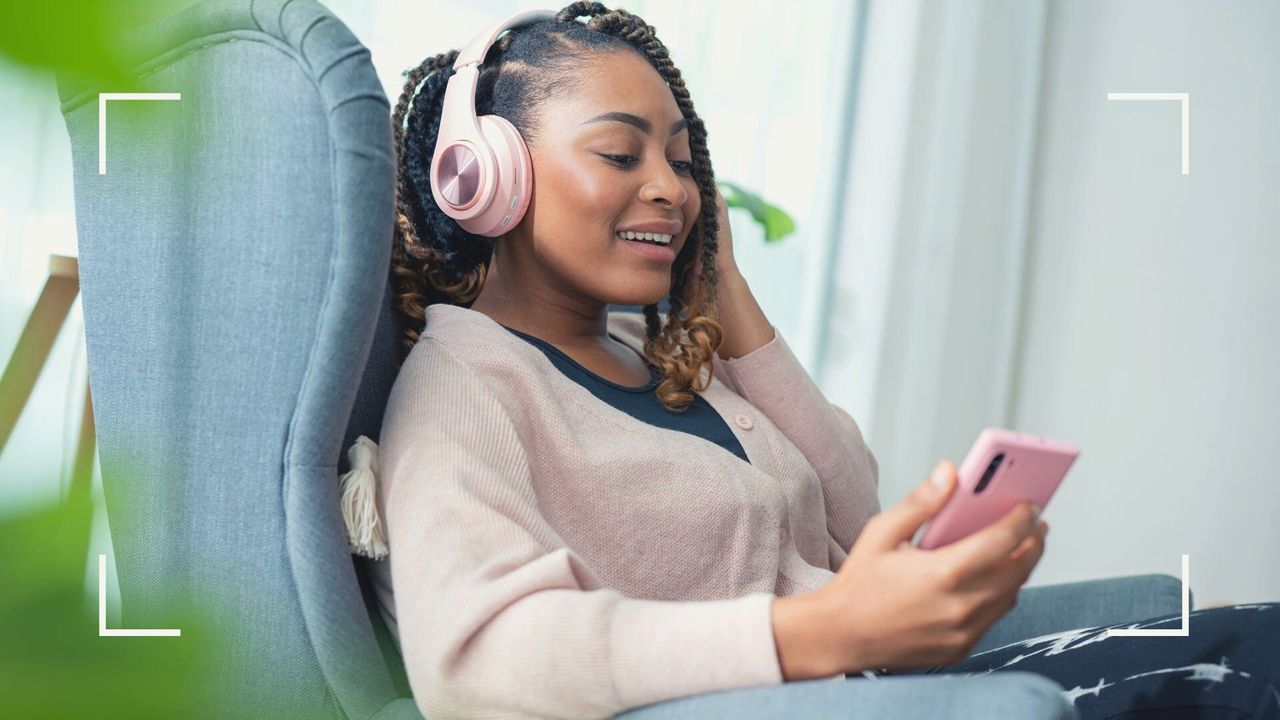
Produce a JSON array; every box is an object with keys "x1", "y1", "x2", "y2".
[{"x1": 639, "y1": 159, "x2": 688, "y2": 208}]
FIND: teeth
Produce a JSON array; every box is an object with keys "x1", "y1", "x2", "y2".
[{"x1": 620, "y1": 231, "x2": 673, "y2": 245}]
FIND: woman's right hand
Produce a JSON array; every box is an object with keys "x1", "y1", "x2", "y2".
[{"x1": 774, "y1": 460, "x2": 1049, "y2": 679}]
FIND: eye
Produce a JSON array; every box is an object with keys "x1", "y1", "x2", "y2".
[
  {"x1": 601, "y1": 153, "x2": 638, "y2": 167},
  {"x1": 602, "y1": 153, "x2": 694, "y2": 175}
]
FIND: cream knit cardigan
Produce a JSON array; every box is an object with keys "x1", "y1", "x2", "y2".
[{"x1": 365, "y1": 303, "x2": 881, "y2": 719}]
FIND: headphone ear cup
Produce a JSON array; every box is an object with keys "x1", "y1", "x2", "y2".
[{"x1": 456, "y1": 114, "x2": 533, "y2": 237}]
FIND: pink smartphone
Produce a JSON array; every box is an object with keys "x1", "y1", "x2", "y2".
[{"x1": 915, "y1": 428, "x2": 1079, "y2": 550}]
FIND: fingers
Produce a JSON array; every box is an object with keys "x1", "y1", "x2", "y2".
[
  {"x1": 935, "y1": 501, "x2": 1040, "y2": 577},
  {"x1": 966, "y1": 585, "x2": 1023, "y2": 643},
  {"x1": 861, "y1": 461, "x2": 956, "y2": 553},
  {"x1": 973, "y1": 520, "x2": 1046, "y2": 591},
  {"x1": 1018, "y1": 521, "x2": 1048, "y2": 579},
  {"x1": 949, "y1": 521, "x2": 1047, "y2": 648},
  {"x1": 1007, "y1": 520, "x2": 1048, "y2": 564}
]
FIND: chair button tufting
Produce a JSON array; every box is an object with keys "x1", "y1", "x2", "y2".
[{"x1": 734, "y1": 413, "x2": 754, "y2": 430}]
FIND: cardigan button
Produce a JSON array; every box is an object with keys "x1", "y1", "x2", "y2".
[{"x1": 734, "y1": 413, "x2": 754, "y2": 430}]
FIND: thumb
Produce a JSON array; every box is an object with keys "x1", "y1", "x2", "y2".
[{"x1": 867, "y1": 460, "x2": 955, "y2": 552}]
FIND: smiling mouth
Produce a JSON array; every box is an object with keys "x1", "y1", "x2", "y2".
[{"x1": 617, "y1": 231, "x2": 674, "y2": 246}]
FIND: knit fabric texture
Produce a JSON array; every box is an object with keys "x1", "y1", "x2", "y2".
[{"x1": 367, "y1": 303, "x2": 881, "y2": 718}]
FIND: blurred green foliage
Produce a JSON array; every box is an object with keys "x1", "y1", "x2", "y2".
[
  {"x1": 0, "y1": 0, "x2": 181, "y2": 88},
  {"x1": 718, "y1": 180, "x2": 797, "y2": 243},
  {"x1": 0, "y1": 460, "x2": 371, "y2": 720},
  {"x1": 0, "y1": 492, "x2": 215, "y2": 719}
]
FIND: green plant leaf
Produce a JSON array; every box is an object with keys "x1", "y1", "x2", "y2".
[
  {"x1": 0, "y1": 0, "x2": 183, "y2": 88},
  {"x1": 0, "y1": 496, "x2": 211, "y2": 718},
  {"x1": 717, "y1": 180, "x2": 796, "y2": 243}
]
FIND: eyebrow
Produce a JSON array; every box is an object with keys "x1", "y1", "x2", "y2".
[{"x1": 580, "y1": 111, "x2": 688, "y2": 136}]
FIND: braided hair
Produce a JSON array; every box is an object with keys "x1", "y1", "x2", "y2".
[{"x1": 390, "y1": 1, "x2": 725, "y2": 412}]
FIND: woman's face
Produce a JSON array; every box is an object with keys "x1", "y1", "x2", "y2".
[{"x1": 504, "y1": 49, "x2": 702, "y2": 310}]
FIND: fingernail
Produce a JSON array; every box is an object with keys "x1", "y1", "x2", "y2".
[
  {"x1": 1031, "y1": 504, "x2": 1042, "y2": 521},
  {"x1": 930, "y1": 462, "x2": 949, "y2": 490}
]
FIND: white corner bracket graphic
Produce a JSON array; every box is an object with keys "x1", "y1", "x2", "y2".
[
  {"x1": 1105, "y1": 554, "x2": 1191, "y2": 638},
  {"x1": 98, "y1": 92, "x2": 182, "y2": 175},
  {"x1": 1106, "y1": 92, "x2": 1190, "y2": 175},
  {"x1": 98, "y1": 554, "x2": 182, "y2": 637}
]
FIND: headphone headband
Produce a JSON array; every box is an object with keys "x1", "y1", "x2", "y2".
[{"x1": 455, "y1": 9, "x2": 556, "y2": 70}]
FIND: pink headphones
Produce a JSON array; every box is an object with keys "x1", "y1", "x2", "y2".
[{"x1": 430, "y1": 9, "x2": 557, "y2": 237}]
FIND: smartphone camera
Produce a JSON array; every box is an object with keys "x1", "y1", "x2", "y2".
[{"x1": 973, "y1": 452, "x2": 1005, "y2": 494}]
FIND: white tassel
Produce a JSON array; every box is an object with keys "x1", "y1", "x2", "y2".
[{"x1": 339, "y1": 435, "x2": 389, "y2": 559}]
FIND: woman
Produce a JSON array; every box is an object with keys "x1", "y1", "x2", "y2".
[{"x1": 365, "y1": 2, "x2": 1279, "y2": 718}]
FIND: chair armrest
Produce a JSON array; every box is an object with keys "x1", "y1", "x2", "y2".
[{"x1": 971, "y1": 573, "x2": 1189, "y2": 656}]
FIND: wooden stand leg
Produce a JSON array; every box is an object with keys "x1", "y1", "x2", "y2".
[{"x1": 0, "y1": 255, "x2": 81, "y2": 455}]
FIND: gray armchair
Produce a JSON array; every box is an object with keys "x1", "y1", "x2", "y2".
[
  {"x1": 59, "y1": 1, "x2": 414, "y2": 717},
  {"x1": 58, "y1": 1, "x2": 1185, "y2": 718}
]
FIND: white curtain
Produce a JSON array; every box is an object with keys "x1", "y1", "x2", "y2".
[{"x1": 820, "y1": 0, "x2": 1050, "y2": 501}]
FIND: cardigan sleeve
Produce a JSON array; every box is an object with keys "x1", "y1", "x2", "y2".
[
  {"x1": 379, "y1": 339, "x2": 784, "y2": 720},
  {"x1": 710, "y1": 351, "x2": 743, "y2": 395},
  {"x1": 716, "y1": 326, "x2": 881, "y2": 560}
]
